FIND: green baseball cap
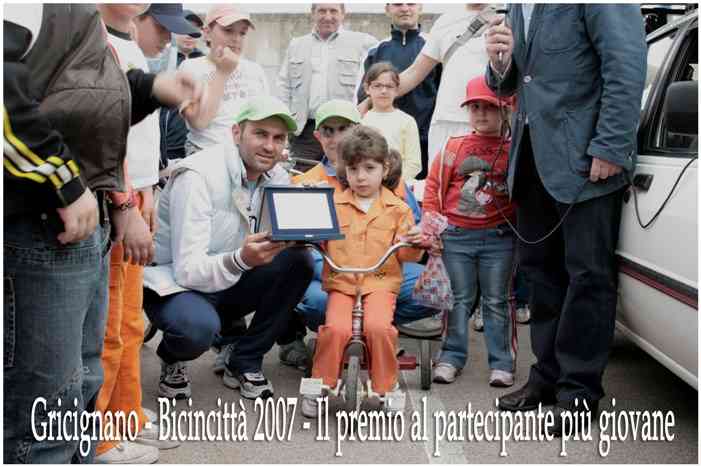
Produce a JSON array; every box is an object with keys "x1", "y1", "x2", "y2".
[
  {"x1": 314, "y1": 99, "x2": 361, "y2": 130},
  {"x1": 233, "y1": 96, "x2": 297, "y2": 132}
]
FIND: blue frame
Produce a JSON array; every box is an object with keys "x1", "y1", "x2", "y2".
[{"x1": 260, "y1": 186, "x2": 345, "y2": 242}]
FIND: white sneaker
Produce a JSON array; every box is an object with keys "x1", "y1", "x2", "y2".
[
  {"x1": 489, "y1": 369, "x2": 515, "y2": 387},
  {"x1": 95, "y1": 441, "x2": 158, "y2": 464},
  {"x1": 301, "y1": 395, "x2": 319, "y2": 418},
  {"x1": 223, "y1": 368, "x2": 274, "y2": 399},
  {"x1": 134, "y1": 419, "x2": 180, "y2": 450},
  {"x1": 472, "y1": 306, "x2": 484, "y2": 332},
  {"x1": 433, "y1": 362, "x2": 459, "y2": 384},
  {"x1": 515, "y1": 305, "x2": 531, "y2": 324},
  {"x1": 212, "y1": 343, "x2": 235, "y2": 375}
]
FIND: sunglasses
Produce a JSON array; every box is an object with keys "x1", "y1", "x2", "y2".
[{"x1": 319, "y1": 124, "x2": 353, "y2": 138}]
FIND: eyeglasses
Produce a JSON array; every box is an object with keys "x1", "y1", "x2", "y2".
[
  {"x1": 319, "y1": 124, "x2": 352, "y2": 138},
  {"x1": 369, "y1": 82, "x2": 398, "y2": 91}
]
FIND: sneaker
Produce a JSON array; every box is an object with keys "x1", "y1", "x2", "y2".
[
  {"x1": 433, "y1": 362, "x2": 459, "y2": 384},
  {"x1": 223, "y1": 368, "x2": 274, "y2": 399},
  {"x1": 396, "y1": 315, "x2": 443, "y2": 338},
  {"x1": 515, "y1": 305, "x2": 531, "y2": 324},
  {"x1": 279, "y1": 338, "x2": 309, "y2": 370},
  {"x1": 212, "y1": 343, "x2": 235, "y2": 375},
  {"x1": 95, "y1": 441, "x2": 158, "y2": 464},
  {"x1": 489, "y1": 369, "x2": 515, "y2": 388},
  {"x1": 301, "y1": 395, "x2": 319, "y2": 418},
  {"x1": 134, "y1": 409, "x2": 180, "y2": 450},
  {"x1": 159, "y1": 360, "x2": 191, "y2": 399},
  {"x1": 472, "y1": 306, "x2": 484, "y2": 332}
]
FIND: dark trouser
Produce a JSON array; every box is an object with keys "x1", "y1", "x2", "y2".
[
  {"x1": 289, "y1": 120, "x2": 324, "y2": 164},
  {"x1": 145, "y1": 248, "x2": 313, "y2": 373},
  {"x1": 514, "y1": 129, "x2": 623, "y2": 403}
]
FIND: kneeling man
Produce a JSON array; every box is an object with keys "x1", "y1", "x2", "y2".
[{"x1": 144, "y1": 96, "x2": 313, "y2": 400}]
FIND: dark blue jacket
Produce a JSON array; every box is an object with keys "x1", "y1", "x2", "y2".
[
  {"x1": 486, "y1": 4, "x2": 646, "y2": 203},
  {"x1": 357, "y1": 25, "x2": 441, "y2": 142}
]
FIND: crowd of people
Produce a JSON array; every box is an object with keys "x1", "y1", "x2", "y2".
[{"x1": 4, "y1": 2, "x2": 647, "y2": 464}]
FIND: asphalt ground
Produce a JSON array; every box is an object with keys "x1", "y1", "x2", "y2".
[{"x1": 141, "y1": 322, "x2": 698, "y2": 464}]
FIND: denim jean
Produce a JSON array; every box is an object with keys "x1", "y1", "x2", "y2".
[
  {"x1": 4, "y1": 213, "x2": 110, "y2": 463},
  {"x1": 145, "y1": 248, "x2": 313, "y2": 373},
  {"x1": 439, "y1": 225, "x2": 516, "y2": 372},
  {"x1": 296, "y1": 249, "x2": 437, "y2": 333}
]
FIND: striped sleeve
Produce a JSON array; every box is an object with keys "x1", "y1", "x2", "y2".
[{"x1": 3, "y1": 20, "x2": 86, "y2": 207}]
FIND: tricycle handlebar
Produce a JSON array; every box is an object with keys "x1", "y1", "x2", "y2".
[{"x1": 301, "y1": 242, "x2": 413, "y2": 274}]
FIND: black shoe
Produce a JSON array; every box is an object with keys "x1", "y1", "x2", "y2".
[
  {"x1": 497, "y1": 383, "x2": 557, "y2": 411},
  {"x1": 547, "y1": 399, "x2": 599, "y2": 438}
]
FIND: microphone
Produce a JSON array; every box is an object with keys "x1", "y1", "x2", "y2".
[{"x1": 495, "y1": 8, "x2": 509, "y2": 64}]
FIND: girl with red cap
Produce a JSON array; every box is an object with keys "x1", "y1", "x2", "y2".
[{"x1": 422, "y1": 75, "x2": 517, "y2": 387}]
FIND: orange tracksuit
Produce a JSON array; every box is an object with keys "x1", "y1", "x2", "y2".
[
  {"x1": 311, "y1": 187, "x2": 423, "y2": 394},
  {"x1": 96, "y1": 192, "x2": 147, "y2": 454}
]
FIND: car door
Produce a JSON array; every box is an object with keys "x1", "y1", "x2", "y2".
[{"x1": 616, "y1": 13, "x2": 698, "y2": 389}]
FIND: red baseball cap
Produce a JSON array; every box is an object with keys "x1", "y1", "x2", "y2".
[
  {"x1": 461, "y1": 76, "x2": 512, "y2": 108},
  {"x1": 205, "y1": 4, "x2": 255, "y2": 29}
]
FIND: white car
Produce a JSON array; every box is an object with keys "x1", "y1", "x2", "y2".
[{"x1": 616, "y1": 8, "x2": 698, "y2": 389}]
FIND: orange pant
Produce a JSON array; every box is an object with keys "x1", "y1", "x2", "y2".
[
  {"x1": 96, "y1": 203, "x2": 147, "y2": 454},
  {"x1": 312, "y1": 291, "x2": 398, "y2": 394}
]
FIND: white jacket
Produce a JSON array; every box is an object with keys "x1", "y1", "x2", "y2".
[{"x1": 143, "y1": 143, "x2": 290, "y2": 295}]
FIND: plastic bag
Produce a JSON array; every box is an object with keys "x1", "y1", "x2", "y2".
[{"x1": 412, "y1": 211, "x2": 453, "y2": 310}]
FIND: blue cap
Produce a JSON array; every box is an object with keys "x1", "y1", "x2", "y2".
[{"x1": 146, "y1": 4, "x2": 202, "y2": 37}]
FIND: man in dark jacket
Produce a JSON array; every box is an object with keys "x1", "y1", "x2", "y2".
[
  {"x1": 357, "y1": 3, "x2": 441, "y2": 179},
  {"x1": 485, "y1": 4, "x2": 646, "y2": 436}
]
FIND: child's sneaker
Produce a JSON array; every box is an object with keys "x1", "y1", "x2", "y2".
[
  {"x1": 301, "y1": 395, "x2": 319, "y2": 418},
  {"x1": 472, "y1": 306, "x2": 484, "y2": 332},
  {"x1": 433, "y1": 362, "x2": 459, "y2": 384},
  {"x1": 515, "y1": 305, "x2": 531, "y2": 324},
  {"x1": 212, "y1": 343, "x2": 235, "y2": 375},
  {"x1": 489, "y1": 369, "x2": 514, "y2": 387}
]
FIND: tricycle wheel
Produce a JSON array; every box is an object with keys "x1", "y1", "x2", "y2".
[
  {"x1": 344, "y1": 355, "x2": 361, "y2": 412},
  {"x1": 420, "y1": 339, "x2": 432, "y2": 390}
]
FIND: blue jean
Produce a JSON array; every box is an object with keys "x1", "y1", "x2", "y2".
[
  {"x1": 296, "y1": 250, "x2": 437, "y2": 332},
  {"x1": 4, "y1": 213, "x2": 110, "y2": 463},
  {"x1": 439, "y1": 225, "x2": 516, "y2": 372},
  {"x1": 145, "y1": 248, "x2": 313, "y2": 373}
]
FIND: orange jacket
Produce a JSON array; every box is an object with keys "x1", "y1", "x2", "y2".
[{"x1": 322, "y1": 186, "x2": 423, "y2": 296}]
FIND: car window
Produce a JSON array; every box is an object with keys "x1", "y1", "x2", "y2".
[
  {"x1": 651, "y1": 26, "x2": 698, "y2": 155},
  {"x1": 642, "y1": 31, "x2": 678, "y2": 109}
]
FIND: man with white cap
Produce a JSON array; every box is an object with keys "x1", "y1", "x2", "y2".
[
  {"x1": 179, "y1": 4, "x2": 269, "y2": 155},
  {"x1": 143, "y1": 96, "x2": 314, "y2": 401}
]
